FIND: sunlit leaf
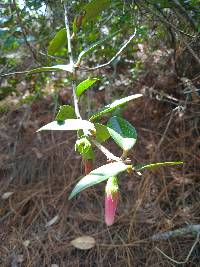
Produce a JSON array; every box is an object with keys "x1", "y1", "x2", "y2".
[
  {"x1": 76, "y1": 78, "x2": 99, "y2": 97},
  {"x1": 95, "y1": 123, "x2": 110, "y2": 142},
  {"x1": 76, "y1": 31, "x2": 120, "y2": 65},
  {"x1": 28, "y1": 64, "x2": 73, "y2": 75},
  {"x1": 107, "y1": 116, "x2": 137, "y2": 151},
  {"x1": 135, "y1": 161, "x2": 183, "y2": 171},
  {"x1": 89, "y1": 94, "x2": 142, "y2": 121},
  {"x1": 71, "y1": 236, "x2": 96, "y2": 250},
  {"x1": 48, "y1": 28, "x2": 67, "y2": 55},
  {"x1": 37, "y1": 119, "x2": 95, "y2": 132},
  {"x1": 55, "y1": 105, "x2": 76, "y2": 122},
  {"x1": 69, "y1": 162, "x2": 131, "y2": 199}
]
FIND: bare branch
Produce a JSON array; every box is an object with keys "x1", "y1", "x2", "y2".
[
  {"x1": 62, "y1": 1, "x2": 81, "y2": 119},
  {"x1": 63, "y1": 2, "x2": 73, "y2": 66},
  {"x1": 80, "y1": 29, "x2": 137, "y2": 71}
]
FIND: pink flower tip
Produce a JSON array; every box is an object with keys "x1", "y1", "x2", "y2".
[{"x1": 105, "y1": 176, "x2": 119, "y2": 226}]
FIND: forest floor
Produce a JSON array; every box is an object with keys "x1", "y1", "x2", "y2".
[{"x1": 0, "y1": 49, "x2": 200, "y2": 267}]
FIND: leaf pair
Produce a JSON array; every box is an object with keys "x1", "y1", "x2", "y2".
[{"x1": 37, "y1": 94, "x2": 142, "y2": 132}]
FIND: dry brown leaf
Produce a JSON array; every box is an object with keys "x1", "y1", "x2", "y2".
[
  {"x1": 2, "y1": 192, "x2": 14, "y2": 200},
  {"x1": 70, "y1": 236, "x2": 95, "y2": 250},
  {"x1": 45, "y1": 215, "x2": 59, "y2": 227}
]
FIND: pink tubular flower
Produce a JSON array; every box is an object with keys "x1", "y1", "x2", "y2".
[{"x1": 105, "y1": 176, "x2": 119, "y2": 226}]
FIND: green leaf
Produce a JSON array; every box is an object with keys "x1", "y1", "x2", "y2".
[
  {"x1": 37, "y1": 119, "x2": 95, "y2": 132},
  {"x1": 72, "y1": 18, "x2": 78, "y2": 35},
  {"x1": 55, "y1": 105, "x2": 76, "y2": 122},
  {"x1": 28, "y1": 64, "x2": 73, "y2": 75},
  {"x1": 76, "y1": 31, "x2": 120, "y2": 65},
  {"x1": 75, "y1": 137, "x2": 91, "y2": 154},
  {"x1": 89, "y1": 94, "x2": 143, "y2": 121},
  {"x1": 95, "y1": 123, "x2": 110, "y2": 142},
  {"x1": 135, "y1": 161, "x2": 183, "y2": 171},
  {"x1": 75, "y1": 137, "x2": 94, "y2": 160},
  {"x1": 69, "y1": 162, "x2": 131, "y2": 199},
  {"x1": 82, "y1": 0, "x2": 111, "y2": 25},
  {"x1": 76, "y1": 78, "x2": 99, "y2": 97},
  {"x1": 72, "y1": 0, "x2": 111, "y2": 34},
  {"x1": 48, "y1": 28, "x2": 67, "y2": 55},
  {"x1": 107, "y1": 116, "x2": 137, "y2": 151}
]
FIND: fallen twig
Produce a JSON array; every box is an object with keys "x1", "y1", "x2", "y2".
[{"x1": 151, "y1": 224, "x2": 200, "y2": 241}]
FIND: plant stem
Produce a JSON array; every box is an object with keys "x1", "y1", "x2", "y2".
[
  {"x1": 72, "y1": 80, "x2": 82, "y2": 119},
  {"x1": 90, "y1": 139, "x2": 122, "y2": 162},
  {"x1": 63, "y1": 2, "x2": 81, "y2": 119},
  {"x1": 63, "y1": 2, "x2": 73, "y2": 66}
]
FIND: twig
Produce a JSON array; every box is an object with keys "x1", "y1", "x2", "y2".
[
  {"x1": 155, "y1": 233, "x2": 199, "y2": 265},
  {"x1": 90, "y1": 139, "x2": 122, "y2": 162},
  {"x1": 63, "y1": 2, "x2": 73, "y2": 67},
  {"x1": 151, "y1": 224, "x2": 200, "y2": 241},
  {"x1": 156, "y1": 109, "x2": 175, "y2": 150},
  {"x1": 61, "y1": 1, "x2": 134, "y2": 164},
  {"x1": 81, "y1": 28, "x2": 137, "y2": 71},
  {"x1": 72, "y1": 80, "x2": 81, "y2": 119},
  {"x1": 12, "y1": 0, "x2": 39, "y2": 64},
  {"x1": 0, "y1": 70, "x2": 30, "y2": 77},
  {"x1": 39, "y1": 51, "x2": 65, "y2": 60},
  {"x1": 62, "y1": 1, "x2": 81, "y2": 119}
]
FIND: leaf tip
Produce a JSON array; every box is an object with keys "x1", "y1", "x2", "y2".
[{"x1": 68, "y1": 191, "x2": 75, "y2": 200}]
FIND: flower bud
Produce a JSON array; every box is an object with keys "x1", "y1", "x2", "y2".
[
  {"x1": 84, "y1": 159, "x2": 93, "y2": 174},
  {"x1": 105, "y1": 176, "x2": 119, "y2": 226}
]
